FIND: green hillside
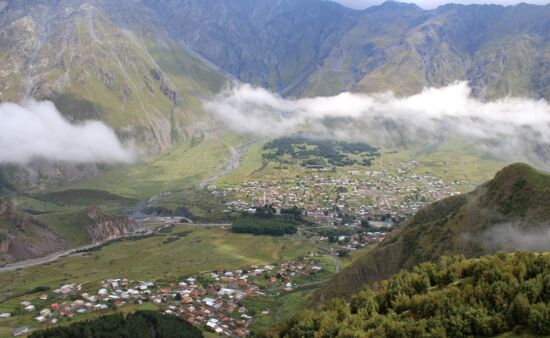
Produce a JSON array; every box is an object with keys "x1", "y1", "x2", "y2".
[
  {"x1": 268, "y1": 252, "x2": 550, "y2": 337},
  {"x1": 313, "y1": 163, "x2": 550, "y2": 302},
  {"x1": 0, "y1": 1, "x2": 226, "y2": 153}
]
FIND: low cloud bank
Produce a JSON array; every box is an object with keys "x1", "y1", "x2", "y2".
[
  {"x1": 204, "y1": 82, "x2": 550, "y2": 164},
  {"x1": 479, "y1": 223, "x2": 550, "y2": 252},
  {"x1": 0, "y1": 100, "x2": 136, "y2": 164}
]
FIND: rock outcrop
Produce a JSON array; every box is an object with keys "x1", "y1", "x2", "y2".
[
  {"x1": 0, "y1": 198, "x2": 65, "y2": 264},
  {"x1": 85, "y1": 206, "x2": 147, "y2": 243}
]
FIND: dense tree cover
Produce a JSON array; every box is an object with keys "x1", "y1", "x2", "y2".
[
  {"x1": 262, "y1": 137, "x2": 379, "y2": 167},
  {"x1": 30, "y1": 311, "x2": 204, "y2": 338},
  {"x1": 267, "y1": 252, "x2": 550, "y2": 337},
  {"x1": 232, "y1": 214, "x2": 298, "y2": 236}
]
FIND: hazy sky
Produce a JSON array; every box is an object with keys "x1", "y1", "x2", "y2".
[{"x1": 333, "y1": 0, "x2": 549, "y2": 9}]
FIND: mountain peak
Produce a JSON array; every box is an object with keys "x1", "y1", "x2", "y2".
[{"x1": 367, "y1": 0, "x2": 422, "y2": 12}]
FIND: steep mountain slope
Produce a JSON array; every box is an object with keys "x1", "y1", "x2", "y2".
[
  {"x1": 314, "y1": 163, "x2": 550, "y2": 301},
  {"x1": 0, "y1": 197, "x2": 65, "y2": 264},
  {"x1": 1, "y1": 0, "x2": 549, "y2": 127},
  {"x1": 0, "y1": 0, "x2": 226, "y2": 153},
  {"x1": 143, "y1": 0, "x2": 357, "y2": 94},
  {"x1": 107, "y1": 0, "x2": 549, "y2": 99},
  {"x1": 303, "y1": 2, "x2": 550, "y2": 98},
  {"x1": 1, "y1": 1, "x2": 549, "y2": 112}
]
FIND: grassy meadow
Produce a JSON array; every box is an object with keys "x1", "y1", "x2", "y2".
[
  {"x1": 68, "y1": 133, "x2": 244, "y2": 200},
  {"x1": 0, "y1": 224, "x2": 315, "y2": 302}
]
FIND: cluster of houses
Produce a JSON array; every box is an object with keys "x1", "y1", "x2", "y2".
[
  {"x1": 219, "y1": 161, "x2": 462, "y2": 226},
  {"x1": 15, "y1": 283, "x2": 112, "y2": 327},
  {"x1": 9, "y1": 255, "x2": 325, "y2": 337}
]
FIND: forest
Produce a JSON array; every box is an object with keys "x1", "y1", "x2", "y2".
[
  {"x1": 266, "y1": 252, "x2": 550, "y2": 337},
  {"x1": 262, "y1": 137, "x2": 379, "y2": 167},
  {"x1": 29, "y1": 310, "x2": 204, "y2": 338},
  {"x1": 231, "y1": 206, "x2": 300, "y2": 236}
]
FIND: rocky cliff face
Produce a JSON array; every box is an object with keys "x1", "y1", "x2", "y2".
[
  {"x1": 0, "y1": 197, "x2": 65, "y2": 264},
  {"x1": 85, "y1": 206, "x2": 147, "y2": 243}
]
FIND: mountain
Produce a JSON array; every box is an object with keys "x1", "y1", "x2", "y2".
[
  {"x1": 270, "y1": 252, "x2": 550, "y2": 337},
  {"x1": 303, "y1": 2, "x2": 550, "y2": 98},
  {"x1": 142, "y1": 0, "x2": 357, "y2": 94},
  {"x1": 313, "y1": 163, "x2": 550, "y2": 302},
  {"x1": 144, "y1": 0, "x2": 550, "y2": 99},
  {"x1": 2, "y1": 1, "x2": 550, "y2": 125},
  {"x1": 0, "y1": 0, "x2": 227, "y2": 154}
]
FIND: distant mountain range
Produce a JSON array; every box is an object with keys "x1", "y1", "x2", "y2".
[
  {"x1": 1, "y1": 1, "x2": 549, "y2": 146},
  {"x1": 1, "y1": 0, "x2": 549, "y2": 190},
  {"x1": 146, "y1": 0, "x2": 550, "y2": 98},
  {"x1": 313, "y1": 163, "x2": 550, "y2": 302}
]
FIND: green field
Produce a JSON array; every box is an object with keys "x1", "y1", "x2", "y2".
[
  {"x1": 0, "y1": 224, "x2": 317, "y2": 336},
  {"x1": 152, "y1": 189, "x2": 230, "y2": 222},
  {"x1": 69, "y1": 133, "x2": 245, "y2": 200},
  {"x1": 244, "y1": 289, "x2": 314, "y2": 334},
  {"x1": 0, "y1": 224, "x2": 315, "y2": 301}
]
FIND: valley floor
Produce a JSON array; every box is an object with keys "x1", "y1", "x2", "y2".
[{"x1": 0, "y1": 136, "x2": 513, "y2": 337}]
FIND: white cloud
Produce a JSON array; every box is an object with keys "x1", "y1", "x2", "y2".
[
  {"x1": 332, "y1": 0, "x2": 548, "y2": 10},
  {"x1": 0, "y1": 100, "x2": 136, "y2": 164},
  {"x1": 479, "y1": 223, "x2": 550, "y2": 252},
  {"x1": 204, "y1": 82, "x2": 550, "y2": 167}
]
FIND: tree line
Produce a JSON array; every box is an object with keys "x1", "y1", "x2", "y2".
[{"x1": 232, "y1": 214, "x2": 298, "y2": 236}]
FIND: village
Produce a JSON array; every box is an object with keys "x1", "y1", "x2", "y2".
[
  {"x1": 2, "y1": 160, "x2": 470, "y2": 337},
  {"x1": 220, "y1": 160, "x2": 464, "y2": 227},
  {"x1": 7, "y1": 254, "x2": 327, "y2": 337}
]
